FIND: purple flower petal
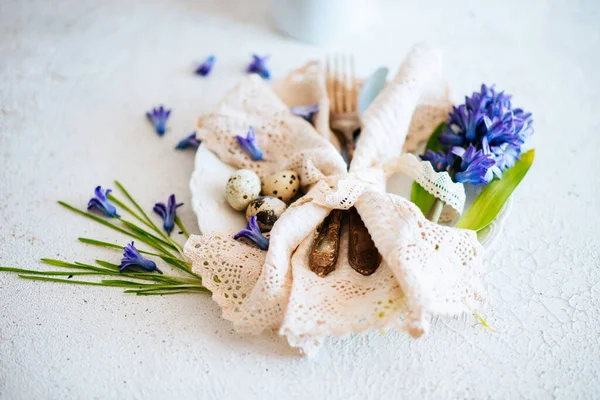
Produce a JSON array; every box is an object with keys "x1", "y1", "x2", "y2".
[
  {"x1": 246, "y1": 54, "x2": 270, "y2": 79},
  {"x1": 147, "y1": 105, "x2": 171, "y2": 136},
  {"x1": 175, "y1": 132, "x2": 201, "y2": 150},
  {"x1": 195, "y1": 55, "x2": 216, "y2": 77},
  {"x1": 153, "y1": 194, "x2": 183, "y2": 235},
  {"x1": 118, "y1": 242, "x2": 161, "y2": 274},
  {"x1": 234, "y1": 216, "x2": 269, "y2": 250},
  {"x1": 87, "y1": 186, "x2": 119, "y2": 218},
  {"x1": 452, "y1": 145, "x2": 496, "y2": 185},
  {"x1": 420, "y1": 149, "x2": 454, "y2": 173},
  {"x1": 236, "y1": 126, "x2": 264, "y2": 161},
  {"x1": 290, "y1": 103, "x2": 319, "y2": 123}
]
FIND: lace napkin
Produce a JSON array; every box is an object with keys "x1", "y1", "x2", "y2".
[{"x1": 184, "y1": 44, "x2": 486, "y2": 356}]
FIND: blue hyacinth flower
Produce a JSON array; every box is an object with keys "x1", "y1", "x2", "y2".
[
  {"x1": 246, "y1": 54, "x2": 270, "y2": 79},
  {"x1": 153, "y1": 194, "x2": 183, "y2": 236},
  {"x1": 87, "y1": 186, "x2": 119, "y2": 218},
  {"x1": 175, "y1": 132, "x2": 201, "y2": 150},
  {"x1": 146, "y1": 105, "x2": 171, "y2": 136},
  {"x1": 420, "y1": 149, "x2": 455, "y2": 173},
  {"x1": 234, "y1": 216, "x2": 269, "y2": 250},
  {"x1": 290, "y1": 103, "x2": 319, "y2": 123},
  {"x1": 195, "y1": 55, "x2": 216, "y2": 76},
  {"x1": 119, "y1": 242, "x2": 162, "y2": 274},
  {"x1": 236, "y1": 126, "x2": 264, "y2": 161},
  {"x1": 451, "y1": 145, "x2": 497, "y2": 186}
]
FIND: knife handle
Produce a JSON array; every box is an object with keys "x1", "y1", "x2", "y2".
[
  {"x1": 308, "y1": 209, "x2": 343, "y2": 277},
  {"x1": 348, "y1": 207, "x2": 381, "y2": 276}
]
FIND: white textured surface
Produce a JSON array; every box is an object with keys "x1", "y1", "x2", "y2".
[{"x1": 1, "y1": 0, "x2": 599, "y2": 398}]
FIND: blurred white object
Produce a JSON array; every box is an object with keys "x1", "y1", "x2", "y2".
[{"x1": 270, "y1": 0, "x2": 376, "y2": 44}]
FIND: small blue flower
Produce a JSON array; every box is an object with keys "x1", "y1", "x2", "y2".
[
  {"x1": 146, "y1": 105, "x2": 171, "y2": 136},
  {"x1": 195, "y1": 55, "x2": 216, "y2": 76},
  {"x1": 513, "y1": 108, "x2": 534, "y2": 143},
  {"x1": 246, "y1": 54, "x2": 270, "y2": 79},
  {"x1": 234, "y1": 216, "x2": 269, "y2": 250},
  {"x1": 290, "y1": 103, "x2": 319, "y2": 123},
  {"x1": 420, "y1": 149, "x2": 454, "y2": 173},
  {"x1": 119, "y1": 242, "x2": 162, "y2": 274},
  {"x1": 87, "y1": 186, "x2": 119, "y2": 218},
  {"x1": 236, "y1": 126, "x2": 264, "y2": 161},
  {"x1": 153, "y1": 194, "x2": 183, "y2": 236},
  {"x1": 451, "y1": 145, "x2": 497, "y2": 185},
  {"x1": 175, "y1": 132, "x2": 201, "y2": 150},
  {"x1": 438, "y1": 105, "x2": 480, "y2": 147}
]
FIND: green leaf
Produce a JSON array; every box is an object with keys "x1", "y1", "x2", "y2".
[
  {"x1": 423, "y1": 122, "x2": 446, "y2": 152},
  {"x1": 410, "y1": 122, "x2": 445, "y2": 213},
  {"x1": 455, "y1": 149, "x2": 535, "y2": 231}
]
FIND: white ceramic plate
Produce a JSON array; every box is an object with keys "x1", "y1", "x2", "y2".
[{"x1": 190, "y1": 143, "x2": 510, "y2": 248}]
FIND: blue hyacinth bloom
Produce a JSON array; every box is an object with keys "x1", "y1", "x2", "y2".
[
  {"x1": 87, "y1": 186, "x2": 119, "y2": 218},
  {"x1": 175, "y1": 132, "x2": 201, "y2": 150},
  {"x1": 234, "y1": 216, "x2": 269, "y2": 250},
  {"x1": 146, "y1": 105, "x2": 171, "y2": 136},
  {"x1": 246, "y1": 54, "x2": 270, "y2": 79},
  {"x1": 236, "y1": 126, "x2": 264, "y2": 161},
  {"x1": 153, "y1": 194, "x2": 183, "y2": 236},
  {"x1": 119, "y1": 242, "x2": 162, "y2": 274},
  {"x1": 290, "y1": 103, "x2": 319, "y2": 123},
  {"x1": 195, "y1": 55, "x2": 216, "y2": 76}
]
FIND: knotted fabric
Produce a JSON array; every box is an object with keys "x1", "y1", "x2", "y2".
[{"x1": 184, "y1": 44, "x2": 485, "y2": 356}]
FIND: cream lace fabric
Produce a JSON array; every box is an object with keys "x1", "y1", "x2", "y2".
[{"x1": 185, "y1": 44, "x2": 485, "y2": 356}]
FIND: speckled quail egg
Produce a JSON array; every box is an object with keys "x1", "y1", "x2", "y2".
[
  {"x1": 261, "y1": 170, "x2": 300, "y2": 204},
  {"x1": 245, "y1": 196, "x2": 287, "y2": 231},
  {"x1": 226, "y1": 169, "x2": 261, "y2": 211}
]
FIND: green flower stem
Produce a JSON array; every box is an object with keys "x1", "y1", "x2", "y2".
[
  {"x1": 113, "y1": 181, "x2": 186, "y2": 255},
  {"x1": 58, "y1": 202, "x2": 177, "y2": 259},
  {"x1": 174, "y1": 216, "x2": 190, "y2": 238},
  {"x1": 119, "y1": 219, "x2": 178, "y2": 253},
  {"x1": 41, "y1": 258, "x2": 115, "y2": 273},
  {"x1": 110, "y1": 193, "x2": 185, "y2": 253},
  {"x1": 78, "y1": 238, "x2": 198, "y2": 280},
  {"x1": 107, "y1": 194, "x2": 157, "y2": 233},
  {"x1": 426, "y1": 198, "x2": 445, "y2": 223},
  {"x1": 16, "y1": 275, "x2": 142, "y2": 288},
  {"x1": 0, "y1": 267, "x2": 107, "y2": 277},
  {"x1": 78, "y1": 238, "x2": 183, "y2": 263}
]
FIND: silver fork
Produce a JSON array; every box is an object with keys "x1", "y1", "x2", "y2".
[
  {"x1": 308, "y1": 54, "x2": 381, "y2": 278},
  {"x1": 326, "y1": 54, "x2": 361, "y2": 163}
]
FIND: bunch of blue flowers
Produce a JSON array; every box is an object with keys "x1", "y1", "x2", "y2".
[{"x1": 422, "y1": 84, "x2": 533, "y2": 185}]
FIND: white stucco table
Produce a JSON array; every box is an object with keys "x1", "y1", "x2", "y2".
[{"x1": 1, "y1": 0, "x2": 599, "y2": 398}]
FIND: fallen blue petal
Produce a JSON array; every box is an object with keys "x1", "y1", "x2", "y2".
[
  {"x1": 234, "y1": 216, "x2": 269, "y2": 250},
  {"x1": 246, "y1": 54, "x2": 270, "y2": 79},
  {"x1": 195, "y1": 55, "x2": 216, "y2": 77},
  {"x1": 175, "y1": 132, "x2": 201, "y2": 150},
  {"x1": 290, "y1": 103, "x2": 319, "y2": 123},
  {"x1": 146, "y1": 105, "x2": 171, "y2": 136},
  {"x1": 236, "y1": 126, "x2": 264, "y2": 161},
  {"x1": 153, "y1": 194, "x2": 183, "y2": 235},
  {"x1": 87, "y1": 186, "x2": 119, "y2": 218}
]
